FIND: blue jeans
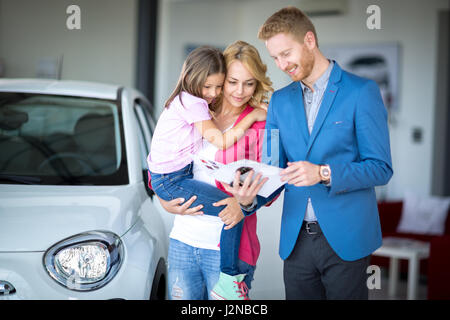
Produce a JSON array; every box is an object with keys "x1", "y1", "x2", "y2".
[
  {"x1": 150, "y1": 162, "x2": 244, "y2": 276},
  {"x1": 168, "y1": 239, "x2": 255, "y2": 300}
]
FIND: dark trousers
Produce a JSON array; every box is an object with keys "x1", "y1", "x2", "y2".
[{"x1": 283, "y1": 221, "x2": 370, "y2": 300}]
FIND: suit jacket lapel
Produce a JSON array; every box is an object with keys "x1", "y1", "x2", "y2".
[
  {"x1": 306, "y1": 63, "x2": 343, "y2": 154},
  {"x1": 288, "y1": 82, "x2": 309, "y2": 146}
]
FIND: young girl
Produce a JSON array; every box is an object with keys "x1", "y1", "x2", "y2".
[{"x1": 147, "y1": 46, "x2": 266, "y2": 300}]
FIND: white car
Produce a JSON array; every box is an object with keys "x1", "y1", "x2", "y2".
[{"x1": 0, "y1": 79, "x2": 170, "y2": 299}]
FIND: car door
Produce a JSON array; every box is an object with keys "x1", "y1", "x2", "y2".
[
  {"x1": 133, "y1": 96, "x2": 173, "y2": 239},
  {"x1": 133, "y1": 97, "x2": 155, "y2": 198}
]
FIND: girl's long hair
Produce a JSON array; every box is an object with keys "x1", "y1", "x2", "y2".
[{"x1": 165, "y1": 46, "x2": 226, "y2": 108}]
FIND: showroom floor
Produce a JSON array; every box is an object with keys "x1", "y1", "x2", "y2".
[{"x1": 369, "y1": 268, "x2": 428, "y2": 300}]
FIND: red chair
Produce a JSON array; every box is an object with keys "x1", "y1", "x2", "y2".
[
  {"x1": 428, "y1": 235, "x2": 450, "y2": 299},
  {"x1": 371, "y1": 201, "x2": 450, "y2": 281}
]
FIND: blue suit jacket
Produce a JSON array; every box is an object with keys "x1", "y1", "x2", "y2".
[{"x1": 259, "y1": 62, "x2": 393, "y2": 261}]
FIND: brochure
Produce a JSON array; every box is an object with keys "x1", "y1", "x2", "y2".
[{"x1": 191, "y1": 154, "x2": 286, "y2": 197}]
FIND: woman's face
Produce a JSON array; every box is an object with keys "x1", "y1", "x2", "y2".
[{"x1": 223, "y1": 60, "x2": 257, "y2": 108}]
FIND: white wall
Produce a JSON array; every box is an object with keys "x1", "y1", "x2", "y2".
[
  {"x1": 155, "y1": 0, "x2": 449, "y2": 299},
  {"x1": 155, "y1": 0, "x2": 241, "y2": 115},
  {"x1": 0, "y1": 0, "x2": 138, "y2": 87}
]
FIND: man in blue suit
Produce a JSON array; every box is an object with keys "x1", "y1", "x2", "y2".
[{"x1": 224, "y1": 6, "x2": 393, "y2": 299}]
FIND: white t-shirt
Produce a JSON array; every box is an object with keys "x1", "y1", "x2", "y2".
[{"x1": 168, "y1": 138, "x2": 224, "y2": 250}]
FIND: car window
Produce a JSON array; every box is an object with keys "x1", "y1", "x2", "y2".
[
  {"x1": 134, "y1": 105, "x2": 151, "y2": 154},
  {"x1": 135, "y1": 112, "x2": 149, "y2": 171},
  {"x1": 134, "y1": 99, "x2": 154, "y2": 170},
  {"x1": 0, "y1": 92, "x2": 128, "y2": 185},
  {"x1": 134, "y1": 99, "x2": 156, "y2": 197}
]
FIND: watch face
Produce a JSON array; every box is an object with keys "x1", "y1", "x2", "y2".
[{"x1": 321, "y1": 167, "x2": 330, "y2": 177}]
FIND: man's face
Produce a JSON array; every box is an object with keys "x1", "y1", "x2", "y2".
[{"x1": 265, "y1": 32, "x2": 314, "y2": 82}]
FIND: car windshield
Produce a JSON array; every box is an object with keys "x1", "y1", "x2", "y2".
[{"x1": 0, "y1": 92, "x2": 128, "y2": 185}]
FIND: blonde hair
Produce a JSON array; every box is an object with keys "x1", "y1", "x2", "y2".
[
  {"x1": 258, "y1": 6, "x2": 318, "y2": 47},
  {"x1": 165, "y1": 46, "x2": 226, "y2": 108},
  {"x1": 219, "y1": 40, "x2": 273, "y2": 109}
]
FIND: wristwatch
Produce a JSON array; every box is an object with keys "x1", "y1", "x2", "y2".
[
  {"x1": 240, "y1": 198, "x2": 258, "y2": 215},
  {"x1": 319, "y1": 164, "x2": 331, "y2": 184}
]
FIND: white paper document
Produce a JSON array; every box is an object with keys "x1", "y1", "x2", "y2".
[{"x1": 191, "y1": 154, "x2": 286, "y2": 197}]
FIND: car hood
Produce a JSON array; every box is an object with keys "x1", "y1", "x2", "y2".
[{"x1": 0, "y1": 184, "x2": 141, "y2": 252}]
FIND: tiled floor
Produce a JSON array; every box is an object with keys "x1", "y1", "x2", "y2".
[{"x1": 369, "y1": 267, "x2": 428, "y2": 300}]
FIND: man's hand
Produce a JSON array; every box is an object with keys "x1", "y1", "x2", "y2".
[
  {"x1": 222, "y1": 170, "x2": 268, "y2": 206},
  {"x1": 213, "y1": 197, "x2": 244, "y2": 230},
  {"x1": 157, "y1": 195, "x2": 204, "y2": 216},
  {"x1": 280, "y1": 161, "x2": 321, "y2": 186}
]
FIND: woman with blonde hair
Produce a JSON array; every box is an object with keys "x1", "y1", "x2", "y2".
[{"x1": 157, "y1": 40, "x2": 276, "y2": 300}]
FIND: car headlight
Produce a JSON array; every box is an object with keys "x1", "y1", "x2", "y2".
[{"x1": 43, "y1": 231, "x2": 124, "y2": 291}]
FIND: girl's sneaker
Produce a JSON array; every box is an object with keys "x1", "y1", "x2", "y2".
[{"x1": 210, "y1": 272, "x2": 249, "y2": 300}]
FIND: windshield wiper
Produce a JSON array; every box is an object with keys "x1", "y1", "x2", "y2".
[{"x1": 0, "y1": 174, "x2": 42, "y2": 185}]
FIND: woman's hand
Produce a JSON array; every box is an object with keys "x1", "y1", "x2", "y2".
[
  {"x1": 157, "y1": 195, "x2": 204, "y2": 216},
  {"x1": 222, "y1": 170, "x2": 268, "y2": 206},
  {"x1": 250, "y1": 107, "x2": 267, "y2": 121},
  {"x1": 213, "y1": 197, "x2": 244, "y2": 230}
]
